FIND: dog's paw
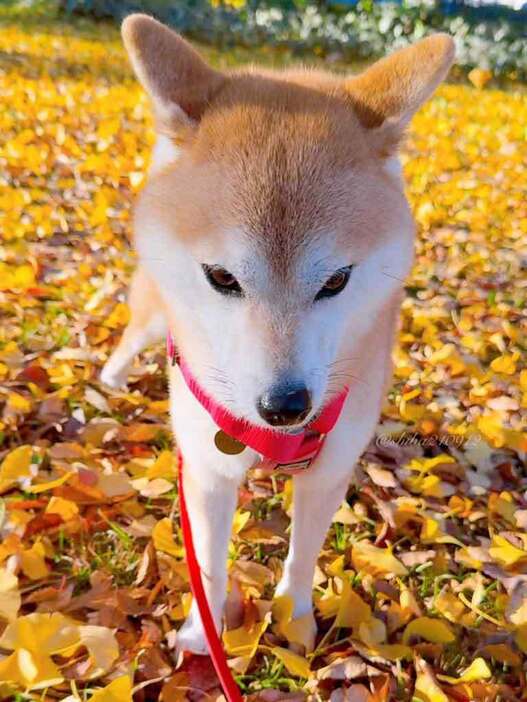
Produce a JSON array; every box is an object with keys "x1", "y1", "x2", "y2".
[
  {"x1": 274, "y1": 583, "x2": 317, "y2": 653},
  {"x1": 298, "y1": 609, "x2": 317, "y2": 653},
  {"x1": 99, "y1": 364, "x2": 128, "y2": 389},
  {"x1": 175, "y1": 617, "x2": 209, "y2": 657}
]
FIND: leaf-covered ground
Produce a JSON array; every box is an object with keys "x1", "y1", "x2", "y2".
[{"x1": 1, "y1": 13, "x2": 527, "y2": 702}]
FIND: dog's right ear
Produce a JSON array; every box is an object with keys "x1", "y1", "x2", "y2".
[{"x1": 122, "y1": 14, "x2": 224, "y2": 130}]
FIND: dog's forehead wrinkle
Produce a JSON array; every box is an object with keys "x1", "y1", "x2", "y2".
[{"x1": 234, "y1": 230, "x2": 346, "y2": 301}]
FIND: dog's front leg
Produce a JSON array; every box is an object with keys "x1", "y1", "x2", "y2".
[
  {"x1": 176, "y1": 461, "x2": 241, "y2": 655},
  {"x1": 275, "y1": 471, "x2": 350, "y2": 652},
  {"x1": 100, "y1": 268, "x2": 166, "y2": 388},
  {"x1": 275, "y1": 384, "x2": 385, "y2": 651},
  {"x1": 170, "y1": 369, "x2": 256, "y2": 655}
]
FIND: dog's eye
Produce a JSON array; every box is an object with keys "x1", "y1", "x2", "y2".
[
  {"x1": 315, "y1": 265, "x2": 353, "y2": 301},
  {"x1": 202, "y1": 265, "x2": 242, "y2": 297}
]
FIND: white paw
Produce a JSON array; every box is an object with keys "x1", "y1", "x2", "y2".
[
  {"x1": 297, "y1": 609, "x2": 317, "y2": 653},
  {"x1": 100, "y1": 364, "x2": 128, "y2": 389},
  {"x1": 274, "y1": 581, "x2": 317, "y2": 652},
  {"x1": 175, "y1": 615, "x2": 210, "y2": 656}
]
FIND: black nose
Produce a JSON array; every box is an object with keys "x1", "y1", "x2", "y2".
[{"x1": 257, "y1": 384, "x2": 312, "y2": 426}]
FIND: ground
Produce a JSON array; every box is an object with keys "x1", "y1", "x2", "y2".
[{"x1": 0, "y1": 11, "x2": 527, "y2": 702}]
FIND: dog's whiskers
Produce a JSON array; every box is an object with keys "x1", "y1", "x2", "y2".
[
  {"x1": 381, "y1": 269, "x2": 406, "y2": 284},
  {"x1": 328, "y1": 370, "x2": 369, "y2": 388},
  {"x1": 203, "y1": 365, "x2": 237, "y2": 407}
]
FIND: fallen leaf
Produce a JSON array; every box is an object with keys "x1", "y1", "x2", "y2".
[
  {"x1": 89, "y1": 675, "x2": 133, "y2": 702},
  {"x1": 152, "y1": 518, "x2": 184, "y2": 558},
  {"x1": 437, "y1": 657, "x2": 492, "y2": 684},
  {"x1": 46, "y1": 496, "x2": 79, "y2": 521},
  {"x1": 352, "y1": 542, "x2": 408, "y2": 577},
  {"x1": 223, "y1": 620, "x2": 268, "y2": 657},
  {"x1": 0, "y1": 445, "x2": 34, "y2": 493},
  {"x1": 271, "y1": 646, "x2": 311, "y2": 679},
  {"x1": 402, "y1": 617, "x2": 455, "y2": 645},
  {"x1": 414, "y1": 657, "x2": 448, "y2": 702},
  {"x1": 0, "y1": 568, "x2": 21, "y2": 622}
]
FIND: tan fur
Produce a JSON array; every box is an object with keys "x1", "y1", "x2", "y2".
[
  {"x1": 123, "y1": 15, "x2": 453, "y2": 281},
  {"x1": 137, "y1": 72, "x2": 399, "y2": 267}
]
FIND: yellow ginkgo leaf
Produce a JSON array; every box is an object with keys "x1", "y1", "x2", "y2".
[
  {"x1": 407, "y1": 455, "x2": 455, "y2": 474},
  {"x1": 170, "y1": 592, "x2": 193, "y2": 621},
  {"x1": 46, "y1": 496, "x2": 79, "y2": 521},
  {"x1": 27, "y1": 471, "x2": 74, "y2": 494},
  {"x1": 351, "y1": 542, "x2": 408, "y2": 577},
  {"x1": 272, "y1": 596, "x2": 315, "y2": 651},
  {"x1": 437, "y1": 657, "x2": 492, "y2": 684},
  {"x1": 332, "y1": 502, "x2": 359, "y2": 525},
  {"x1": 0, "y1": 569, "x2": 21, "y2": 622},
  {"x1": 79, "y1": 625, "x2": 120, "y2": 678},
  {"x1": 335, "y1": 580, "x2": 372, "y2": 629},
  {"x1": 104, "y1": 302, "x2": 130, "y2": 329},
  {"x1": 280, "y1": 613, "x2": 316, "y2": 652},
  {"x1": 0, "y1": 612, "x2": 80, "y2": 654},
  {"x1": 271, "y1": 646, "x2": 311, "y2": 679},
  {"x1": 146, "y1": 450, "x2": 176, "y2": 480},
  {"x1": 272, "y1": 595, "x2": 294, "y2": 624},
  {"x1": 358, "y1": 617, "x2": 386, "y2": 647},
  {"x1": 316, "y1": 580, "x2": 341, "y2": 619},
  {"x1": 434, "y1": 589, "x2": 467, "y2": 623},
  {"x1": 152, "y1": 517, "x2": 183, "y2": 558},
  {"x1": 402, "y1": 617, "x2": 455, "y2": 645},
  {"x1": 406, "y1": 474, "x2": 445, "y2": 498},
  {"x1": 231, "y1": 509, "x2": 251, "y2": 536},
  {"x1": 20, "y1": 541, "x2": 49, "y2": 580},
  {"x1": 0, "y1": 648, "x2": 63, "y2": 690},
  {"x1": 490, "y1": 353, "x2": 518, "y2": 375},
  {"x1": 369, "y1": 643, "x2": 412, "y2": 661},
  {"x1": 223, "y1": 620, "x2": 268, "y2": 658},
  {"x1": 326, "y1": 554, "x2": 345, "y2": 577},
  {"x1": 489, "y1": 534, "x2": 527, "y2": 567},
  {"x1": 0, "y1": 445, "x2": 33, "y2": 493},
  {"x1": 7, "y1": 392, "x2": 32, "y2": 414},
  {"x1": 476, "y1": 414, "x2": 507, "y2": 447},
  {"x1": 89, "y1": 675, "x2": 133, "y2": 702},
  {"x1": 414, "y1": 658, "x2": 448, "y2": 702}
]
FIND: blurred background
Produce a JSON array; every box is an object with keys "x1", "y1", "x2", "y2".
[{"x1": 3, "y1": 0, "x2": 527, "y2": 83}]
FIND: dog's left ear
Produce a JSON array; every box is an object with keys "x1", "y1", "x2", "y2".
[{"x1": 346, "y1": 34, "x2": 455, "y2": 154}]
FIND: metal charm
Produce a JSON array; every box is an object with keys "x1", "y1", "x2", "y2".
[{"x1": 214, "y1": 430, "x2": 246, "y2": 455}]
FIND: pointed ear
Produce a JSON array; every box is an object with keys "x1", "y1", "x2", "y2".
[
  {"x1": 346, "y1": 34, "x2": 455, "y2": 154},
  {"x1": 121, "y1": 14, "x2": 225, "y2": 130}
]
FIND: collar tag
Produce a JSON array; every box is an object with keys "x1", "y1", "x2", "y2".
[{"x1": 214, "y1": 430, "x2": 246, "y2": 455}]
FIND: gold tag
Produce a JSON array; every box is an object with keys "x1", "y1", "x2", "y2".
[{"x1": 214, "y1": 430, "x2": 246, "y2": 455}]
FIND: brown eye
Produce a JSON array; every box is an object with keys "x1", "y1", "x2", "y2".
[
  {"x1": 315, "y1": 265, "x2": 353, "y2": 301},
  {"x1": 202, "y1": 265, "x2": 242, "y2": 297}
]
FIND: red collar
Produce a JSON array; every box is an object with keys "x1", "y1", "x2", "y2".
[{"x1": 167, "y1": 334, "x2": 348, "y2": 468}]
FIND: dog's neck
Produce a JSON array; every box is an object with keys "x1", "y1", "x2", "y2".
[{"x1": 167, "y1": 333, "x2": 348, "y2": 469}]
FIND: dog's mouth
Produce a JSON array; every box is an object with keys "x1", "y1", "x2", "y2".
[
  {"x1": 281, "y1": 425, "x2": 307, "y2": 435},
  {"x1": 273, "y1": 409, "x2": 321, "y2": 434}
]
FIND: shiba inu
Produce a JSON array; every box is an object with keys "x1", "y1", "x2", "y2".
[{"x1": 101, "y1": 14, "x2": 454, "y2": 655}]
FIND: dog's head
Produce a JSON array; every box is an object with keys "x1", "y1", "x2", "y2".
[{"x1": 123, "y1": 15, "x2": 454, "y2": 429}]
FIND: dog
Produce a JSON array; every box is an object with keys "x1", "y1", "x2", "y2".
[{"x1": 101, "y1": 14, "x2": 455, "y2": 655}]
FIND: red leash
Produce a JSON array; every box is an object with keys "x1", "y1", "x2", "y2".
[{"x1": 177, "y1": 454, "x2": 243, "y2": 701}]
